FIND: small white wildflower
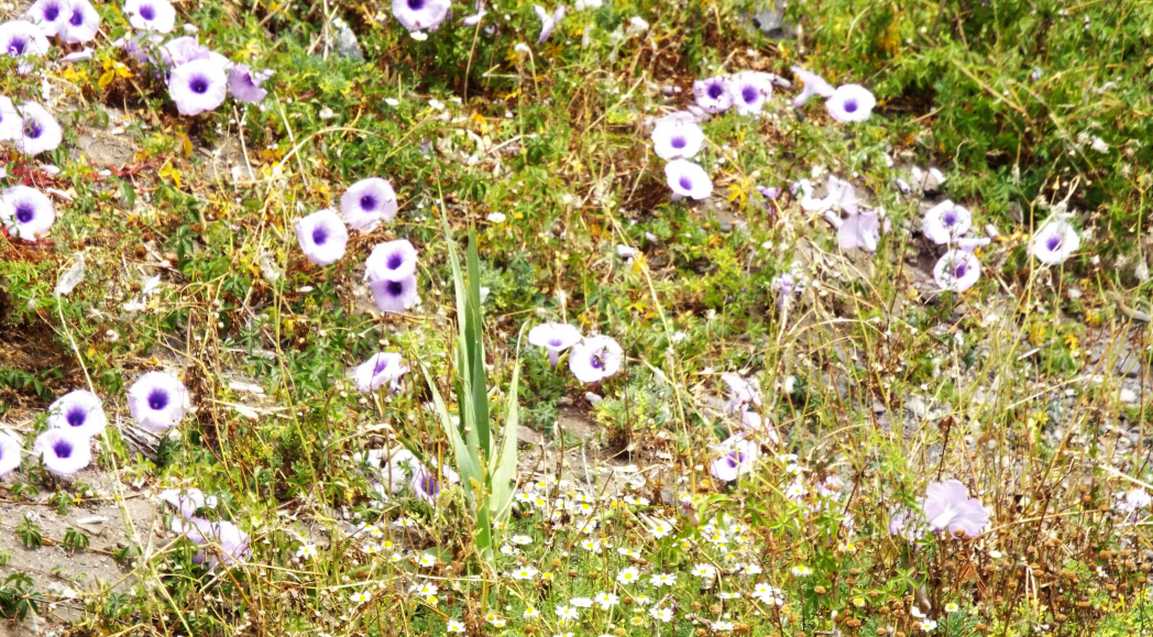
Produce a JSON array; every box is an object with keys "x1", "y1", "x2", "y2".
[
  {"x1": 510, "y1": 565, "x2": 539, "y2": 581},
  {"x1": 294, "y1": 543, "x2": 318, "y2": 560},
  {"x1": 648, "y1": 518, "x2": 674, "y2": 539},
  {"x1": 593, "y1": 591, "x2": 619, "y2": 609},
  {"x1": 616, "y1": 566, "x2": 641, "y2": 585},
  {"x1": 691, "y1": 563, "x2": 718, "y2": 579},
  {"x1": 752, "y1": 582, "x2": 785, "y2": 606}
]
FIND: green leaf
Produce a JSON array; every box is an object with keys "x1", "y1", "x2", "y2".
[
  {"x1": 465, "y1": 232, "x2": 491, "y2": 457},
  {"x1": 489, "y1": 348, "x2": 521, "y2": 525}
]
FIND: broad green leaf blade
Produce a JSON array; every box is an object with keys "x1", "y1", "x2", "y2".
[
  {"x1": 442, "y1": 214, "x2": 483, "y2": 456},
  {"x1": 465, "y1": 232, "x2": 491, "y2": 457},
  {"x1": 489, "y1": 353, "x2": 521, "y2": 525}
]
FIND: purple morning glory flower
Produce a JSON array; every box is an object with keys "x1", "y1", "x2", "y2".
[
  {"x1": 709, "y1": 436, "x2": 759, "y2": 483},
  {"x1": 228, "y1": 64, "x2": 272, "y2": 104},
  {"x1": 1, "y1": 185, "x2": 56, "y2": 240},
  {"x1": 932, "y1": 249, "x2": 981, "y2": 292},
  {"x1": 341, "y1": 177, "x2": 398, "y2": 232},
  {"x1": 888, "y1": 507, "x2": 923, "y2": 541},
  {"x1": 922, "y1": 200, "x2": 972, "y2": 245},
  {"x1": 369, "y1": 274, "x2": 420, "y2": 314},
  {"x1": 825, "y1": 84, "x2": 875, "y2": 123},
  {"x1": 125, "y1": 0, "x2": 177, "y2": 33},
  {"x1": 410, "y1": 465, "x2": 441, "y2": 503},
  {"x1": 392, "y1": 0, "x2": 452, "y2": 32},
  {"x1": 720, "y1": 372, "x2": 761, "y2": 415},
  {"x1": 127, "y1": 371, "x2": 191, "y2": 433},
  {"x1": 922, "y1": 479, "x2": 989, "y2": 538},
  {"x1": 59, "y1": 0, "x2": 100, "y2": 44},
  {"x1": 172, "y1": 516, "x2": 250, "y2": 568},
  {"x1": 115, "y1": 32, "x2": 160, "y2": 64},
  {"x1": 730, "y1": 71, "x2": 774, "y2": 115},
  {"x1": 34, "y1": 428, "x2": 92, "y2": 476},
  {"x1": 836, "y1": 210, "x2": 881, "y2": 253},
  {"x1": 1028, "y1": 218, "x2": 1080, "y2": 265},
  {"x1": 0, "y1": 96, "x2": 20, "y2": 141},
  {"x1": 651, "y1": 114, "x2": 704, "y2": 161},
  {"x1": 295, "y1": 208, "x2": 349, "y2": 266},
  {"x1": 771, "y1": 271, "x2": 803, "y2": 311},
  {"x1": 693, "y1": 76, "x2": 732, "y2": 114},
  {"x1": 757, "y1": 184, "x2": 781, "y2": 201},
  {"x1": 664, "y1": 159, "x2": 712, "y2": 200},
  {"x1": 26, "y1": 0, "x2": 69, "y2": 36},
  {"x1": 364, "y1": 238, "x2": 418, "y2": 281},
  {"x1": 161, "y1": 35, "x2": 209, "y2": 67},
  {"x1": 534, "y1": 4, "x2": 565, "y2": 43},
  {"x1": 790, "y1": 66, "x2": 834, "y2": 108},
  {"x1": 0, "y1": 20, "x2": 50, "y2": 59},
  {"x1": 370, "y1": 446, "x2": 422, "y2": 496},
  {"x1": 15, "y1": 101, "x2": 62, "y2": 156},
  {"x1": 159, "y1": 487, "x2": 218, "y2": 518},
  {"x1": 47, "y1": 389, "x2": 107, "y2": 438},
  {"x1": 169, "y1": 57, "x2": 230, "y2": 115},
  {"x1": 528, "y1": 322, "x2": 582, "y2": 366},
  {"x1": 799, "y1": 175, "x2": 858, "y2": 215},
  {"x1": 355, "y1": 352, "x2": 407, "y2": 393},
  {"x1": 568, "y1": 335, "x2": 622, "y2": 384},
  {"x1": 0, "y1": 430, "x2": 22, "y2": 478}
]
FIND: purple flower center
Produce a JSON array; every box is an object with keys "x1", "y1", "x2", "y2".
[
  {"x1": 385, "y1": 280, "x2": 404, "y2": 296},
  {"x1": 373, "y1": 356, "x2": 390, "y2": 375},
  {"x1": 707, "y1": 82, "x2": 724, "y2": 99},
  {"x1": 8, "y1": 37, "x2": 27, "y2": 55},
  {"x1": 670, "y1": 136, "x2": 686, "y2": 149},
  {"x1": 725, "y1": 450, "x2": 744, "y2": 467},
  {"x1": 312, "y1": 226, "x2": 328, "y2": 245},
  {"x1": 140, "y1": 4, "x2": 155, "y2": 20},
  {"x1": 418, "y1": 472, "x2": 439, "y2": 496},
  {"x1": 44, "y1": 3, "x2": 61, "y2": 20},
  {"x1": 69, "y1": 8, "x2": 84, "y2": 26},
  {"x1": 843, "y1": 99, "x2": 858, "y2": 113},
  {"x1": 942, "y1": 211, "x2": 957, "y2": 226},
  {"x1": 24, "y1": 120, "x2": 42, "y2": 139},
  {"x1": 678, "y1": 176, "x2": 692, "y2": 191},
  {"x1": 67, "y1": 408, "x2": 87, "y2": 427},
  {"x1": 549, "y1": 338, "x2": 563, "y2": 347},
  {"x1": 15, "y1": 204, "x2": 34, "y2": 224},
  {"x1": 590, "y1": 353, "x2": 604, "y2": 369},
  {"x1": 148, "y1": 388, "x2": 169, "y2": 410},
  {"x1": 386, "y1": 253, "x2": 403, "y2": 270},
  {"x1": 1046, "y1": 234, "x2": 1062, "y2": 251},
  {"x1": 741, "y1": 86, "x2": 758, "y2": 104},
  {"x1": 408, "y1": 0, "x2": 425, "y2": 8},
  {"x1": 53, "y1": 439, "x2": 73, "y2": 459},
  {"x1": 189, "y1": 75, "x2": 210, "y2": 94},
  {"x1": 360, "y1": 194, "x2": 377, "y2": 211},
  {"x1": 954, "y1": 262, "x2": 968, "y2": 278}
]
